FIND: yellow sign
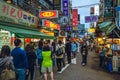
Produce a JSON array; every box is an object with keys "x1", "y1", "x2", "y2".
[
  {"x1": 39, "y1": 10, "x2": 58, "y2": 18},
  {"x1": 40, "y1": 29, "x2": 54, "y2": 36},
  {"x1": 88, "y1": 28, "x2": 95, "y2": 33}
]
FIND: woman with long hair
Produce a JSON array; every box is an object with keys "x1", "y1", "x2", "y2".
[
  {"x1": 35, "y1": 39, "x2": 43, "y2": 78},
  {"x1": 25, "y1": 43, "x2": 36, "y2": 80},
  {"x1": 0, "y1": 45, "x2": 14, "y2": 80}
]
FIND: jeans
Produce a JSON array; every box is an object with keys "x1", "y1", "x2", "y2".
[
  {"x1": 82, "y1": 55, "x2": 87, "y2": 64},
  {"x1": 99, "y1": 55, "x2": 105, "y2": 67},
  {"x1": 38, "y1": 58, "x2": 43, "y2": 76},
  {"x1": 56, "y1": 58, "x2": 63, "y2": 71},
  {"x1": 26, "y1": 67, "x2": 35, "y2": 80},
  {"x1": 15, "y1": 68, "x2": 26, "y2": 80}
]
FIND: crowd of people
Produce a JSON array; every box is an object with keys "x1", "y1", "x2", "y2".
[{"x1": 0, "y1": 38, "x2": 91, "y2": 80}]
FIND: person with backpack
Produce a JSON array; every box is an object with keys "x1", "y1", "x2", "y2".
[
  {"x1": 0, "y1": 45, "x2": 15, "y2": 80},
  {"x1": 35, "y1": 39, "x2": 43, "y2": 78},
  {"x1": 56, "y1": 40, "x2": 65, "y2": 72}
]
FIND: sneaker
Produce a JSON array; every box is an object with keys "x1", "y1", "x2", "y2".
[
  {"x1": 57, "y1": 71, "x2": 61, "y2": 73},
  {"x1": 82, "y1": 63, "x2": 85, "y2": 66}
]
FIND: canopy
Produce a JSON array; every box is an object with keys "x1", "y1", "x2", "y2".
[
  {"x1": 98, "y1": 21, "x2": 112, "y2": 30},
  {"x1": 0, "y1": 23, "x2": 56, "y2": 39},
  {"x1": 106, "y1": 24, "x2": 116, "y2": 34}
]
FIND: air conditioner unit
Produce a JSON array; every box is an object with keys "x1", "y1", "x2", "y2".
[{"x1": 59, "y1": 31, "x2": 67, "y2": 37}]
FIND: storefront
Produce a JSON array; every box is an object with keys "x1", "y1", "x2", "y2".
[{"x1": 0, "y1": 1, "x2": 55, "y2": 49}]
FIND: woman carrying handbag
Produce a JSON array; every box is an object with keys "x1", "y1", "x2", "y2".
[{"x1": 0, "y1": 45, "x2": 15, "y2": 80}]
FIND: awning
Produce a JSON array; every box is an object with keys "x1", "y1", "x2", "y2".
[
  {"x1": 0, "y1": 24, "x2": 56, "y2": 39},
  {"x1": 98, "y1": 21, "x2": 112, "y2": 30},
  {"x1": 106, "y1": 24, "x2": 116, "y2": 34}
]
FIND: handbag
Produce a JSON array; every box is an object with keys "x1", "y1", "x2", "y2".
[{"x1": 1, "y1": 68, "x2": 15, "y2": 80}]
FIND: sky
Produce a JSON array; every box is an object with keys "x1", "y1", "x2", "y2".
[{"x1": 72, "y1": 0, "x2": 100, "y2": 29}]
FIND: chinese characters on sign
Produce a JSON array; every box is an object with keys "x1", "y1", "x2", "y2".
[
  {"x1": 0, "y1": 1, "x2": 38, "y2": 27},
  {"x1": 104, "y1": 0, "x2": 114, "y2": 17},
  {"x1": 42, "y1": 19, "x2": 60, "y2": 30},
  {"x1": 39, "y1": 10, "x2": 58, "y2": 18},
  {"x1": 72, "y1": 9, "x2": 78, "y2": 26},
  {"x1": 63, "y1": 0, "x2": 68, "y2": 16}
]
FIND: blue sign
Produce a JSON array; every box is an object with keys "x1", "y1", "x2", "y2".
[
  {"x1": 85, "y1": 16, "x2": 98, "y2": 23},
  {"x1": 63, "y1": 0, "x2": 68, "y2": 16},
  {"x1": 115, "y1": 6, "x2": 120, "y2": 11}
]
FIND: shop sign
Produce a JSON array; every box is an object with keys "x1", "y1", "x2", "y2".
[
  {"x1": 104, "y1": 0, "x2": 114, "y2": 17},
  {"x1": 90, "y1": 7, "x2": 94, "y2": 14},
  {"x1": 72, "y1": 9, "x2": 78, "y2": 26},
  {"x1": 0, "y1": 1, "x2": 38, "y2": 28},
  {"x1": 85, "y1": 15, "x2": 98, "y2": 23},
  {"x1": 40, "y1": 29, "x2": 54, "y2": 36},
  {"x1": 42, "y1": 19, "x2": 60, "y2": 30},
  {"x1": 88, "y1": 28, "x2": 95, "y2": 33},
  {"x1": 39, "y1": 10, "x2": 58, "y2": 18},
  {"x1": 62, "y1": 0, "x2": 68, "y2": 16},
  {"x1": 39, "y1": 0, "x2": 49, "y2": 9},
  {"x1": 53, "y1": 0, "x2": 61, "y2": 10}
]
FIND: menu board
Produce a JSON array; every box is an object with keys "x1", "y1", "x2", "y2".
[{"x1": 0, "y1": 30, "x2": 10, "y2": 51}]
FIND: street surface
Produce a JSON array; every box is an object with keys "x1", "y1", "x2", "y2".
[{"x1": 34, "y1": 50, "x2": 120, "y2": 80}]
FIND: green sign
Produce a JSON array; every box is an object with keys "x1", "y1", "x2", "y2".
[{"x1": 0, "y1": 1, "x2": 38, "y2": 28}]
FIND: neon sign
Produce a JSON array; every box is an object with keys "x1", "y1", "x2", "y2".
[
  {"x1": 39, "y1": 10, "x2": 58, "y2": 18},
  {"x1": 42, "y1": 19, "x2": 60, "y2": 30}
]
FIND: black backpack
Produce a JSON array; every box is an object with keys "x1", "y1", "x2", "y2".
[{"x1": 56, "y1": 47, "x2": 63, "y2": 56}]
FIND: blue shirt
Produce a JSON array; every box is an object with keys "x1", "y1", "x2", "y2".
[
  {"x1": 36, "y1": 47, "x2": 43, "y2": 59},
  {"x1": 71, "y1": 43, "x2": 77, "y2": 52},
  {"x1": 11, "y1": 47, "x2": 28, "y2": 69}
]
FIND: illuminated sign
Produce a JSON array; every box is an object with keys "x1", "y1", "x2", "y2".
[
  {"x1": 40, "y1": 29, "x2": 54, "y2": 36},
  {"x1": 72, "y1": 9, "x2": 78, "y2": 30},
  {"x1": 42, "y1": 19, "x2": 60, "y2": 30},
  {"x1": 39, "y1": 10, "x2": 58, "y2": 18},
  {"x1": 88, "y1": 28, "x2": 95, "y2": 33}
]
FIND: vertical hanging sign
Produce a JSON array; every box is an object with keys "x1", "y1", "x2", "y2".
[
  {"x1": 72, "y1": 9, "x2": 78, "y2": 30},
  {"x1": 62, "y1": 0, "x2": 68, "y2": 16}
]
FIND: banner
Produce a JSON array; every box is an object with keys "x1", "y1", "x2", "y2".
[
  {"x1": 85, "y1": 15, "x2": 98, "y2": 23},
  {"x1": 62, "y1": 0, "x2": 68, "y2": 16},
  {"x1": 72, "y1": 9, "x2": 78, "y2": 27}
]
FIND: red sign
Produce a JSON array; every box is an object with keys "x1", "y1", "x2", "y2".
[
  {"x1": 72, "y1": 9, "x2": 78, "y2": 27},
  {"x1": 42, "y1": 19, "x2": 60, "y2": 30},
  {"x1": 39, "y1": 10, "x2": 58, "y2": 18}
]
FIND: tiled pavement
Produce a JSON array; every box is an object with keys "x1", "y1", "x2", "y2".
[{"x1": 33, "y1": 50, "x2": 120, "y2": 80}]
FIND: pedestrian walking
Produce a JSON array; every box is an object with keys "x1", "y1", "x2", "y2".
[
  {"x1": 51, "y1": 40, "x2": 57, "y2": 67},
  {"x1": 11, "y1": 38, "x2": 29, "y2": 80},
  {"x1": 71, "y1": 41, "x2": 77, "y2": 58},
  {"x1": 35, "y1": 39, "x2": 43, "y2": 78},
  {"x1": 42, "y1": 41, "x2": 54, "y2": 80},
  {"x1": 99, "y1": 46, "x2": 106, "y2": 68},
  {"x1": 56, "y1": 40, "x2": 64, "y2": 72},
  {"x1": 65, "y1": 40, "x2": 72, "y2": 64},
  {"x1": 0, "y1": 45, "x2": 15, "y2": 80},
  {"x1": 81, "y1": 41, "x2": 88, "y2": 66},
  {"x1": 25, "y1": 44, "x2": 37, "y2": 80}
]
